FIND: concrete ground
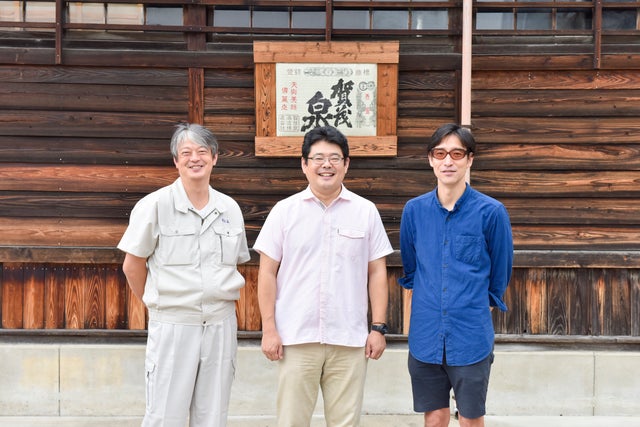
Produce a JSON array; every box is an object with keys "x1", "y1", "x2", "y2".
[{"x1": 1, "y1": 415, "x2": 640, "y2": 426}]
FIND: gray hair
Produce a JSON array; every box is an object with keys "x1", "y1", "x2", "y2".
[{"x1": 170, "y1": 123, "x2": 218, "y2": 159}]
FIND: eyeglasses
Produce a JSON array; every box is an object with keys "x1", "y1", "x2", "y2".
[
  {"x1": 429, "y1": 148, "x2": 468, "y2": 160},
  {"x1": 307, "y1": 155, "x2": 344, "y2": 165}
]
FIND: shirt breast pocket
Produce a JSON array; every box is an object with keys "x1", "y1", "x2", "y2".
[
  {"x1": 336, "y1": 227, "x2": 366, "y2": 261},
  {"x1": 213, "y1": 225, "x2": 244, "y2": 266},
  {"x1": 158, "y1": 226, "x2": 197, "y2": 265},
  {"x1": 453, "y1": 235, "x2": 483, "y2": 265}
]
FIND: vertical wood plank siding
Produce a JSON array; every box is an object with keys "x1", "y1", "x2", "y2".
[
  {"x1": 0, "y1": 47, "x2": 639, "y2": 339},
  {"x1": 2, "y1": 264, "x2": 639, "y2": 336}
]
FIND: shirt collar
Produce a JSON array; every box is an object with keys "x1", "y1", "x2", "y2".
[
  {"x1": 433, "y1": 183, "x2": 472, "y2": 212},
  {"x1": 301, "y1": 184, "x2": 353, "y2": 204},
  {"x1": 452, "y1": 183, "x2": 472, "y2": 211},
  {"x1": 171, "y1": 178, "x2": 228, "y2": 215}
]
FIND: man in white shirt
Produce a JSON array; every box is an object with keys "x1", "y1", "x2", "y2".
[
  {"x1": 118, "y1": 123, "x2": 250, "y2": 427},
  {"x1": 253, "y1": 125, "x2": 393, "y2": 427}
]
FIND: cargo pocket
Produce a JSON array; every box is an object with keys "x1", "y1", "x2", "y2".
[
  {"x1": 145, "y1": 359, "x2": 157, "y2": 412},
  {"x1": 213, "y1": 226, "x2": 244, "y2": 266}
]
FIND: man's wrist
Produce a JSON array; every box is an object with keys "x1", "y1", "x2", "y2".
[{"x1": 370, "y1": 322, "x2": 388, "y2": 335}]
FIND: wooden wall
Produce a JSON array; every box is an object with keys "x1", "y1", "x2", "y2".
[
  {"x1": 0, "y1": 35, "x2": 639, "y2": 341},
  {"x1": 3, "y1": 263, "x2": 638, "y2": 338}
]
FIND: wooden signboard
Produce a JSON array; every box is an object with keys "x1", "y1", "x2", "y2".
[{"x1": 254, "y1": 41, "x2": 399, "y2": 157}]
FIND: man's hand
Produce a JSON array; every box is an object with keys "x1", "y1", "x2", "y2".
[
  {"x1": 261, "y1": 329, "x2": 284, "y2": 361},
  {"x1": 365, "y1": 331, "x2": 386, "y2": 360}
]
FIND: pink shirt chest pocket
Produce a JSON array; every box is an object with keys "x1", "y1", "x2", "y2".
[{"x1": 336, "y1": 227, "x2": 367, "y2": 262}]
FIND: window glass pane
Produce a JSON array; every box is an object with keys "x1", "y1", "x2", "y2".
[
  {"x1": 68, "y1": 3, "x2": 104, "y2": 24},
  {"x1": 213, "y1": 9, "x2": 250, "y2": 27},
  {"x1": 107, "y1": 4, "x2": 143, "y2": 25},
  {"x1": 292, "y1": 10, "x2": 325, "y2": 28},
  {"x1": 0, "y1": 1, "x2": 24, "y2": 22},
  {"x1": 602, "y1": 10, "x2": 636, "y2": 30},
  {"x1": 334, "y1": 10, "x2": 369, "y2": 29},
  {"x1": 25, "y1": 1, "x2": 55, "y2": 22},
  {"x1": 556, "y1": 10, "x2": 591, "y2": 30},
  {"x1": 412, "y1": 10, "x2": 448, "y2": 30},
  {"x1": 253, "y1": 10, "x2": 289, "y2": 28},
  {"x1": 517, "y1": 10, "x2": 551, "y2": 30},
  {"x1": 373, "y1": 10, "x2": 408, "y2": 29},
  {"x1": 476, "y1": 12, "x2": 513, "y2": 30},
  {"x1": 146, "y1": 7, "x2": 182, "y2": 26}
]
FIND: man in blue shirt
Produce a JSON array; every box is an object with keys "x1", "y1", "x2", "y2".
[{"x1": 398, "y1": 123, "x2": 513, "y2": 427}]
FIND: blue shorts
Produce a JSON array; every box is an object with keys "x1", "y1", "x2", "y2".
[{"x1": 408, "y1": 351, "x2": 494, "y2": 419}]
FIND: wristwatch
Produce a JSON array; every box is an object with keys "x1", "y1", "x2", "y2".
[{"x1": 371, "y1": 323, "x2": 388, "y2": 335}]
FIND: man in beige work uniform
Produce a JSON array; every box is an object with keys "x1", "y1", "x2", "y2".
[{"x1": 118, "y1": 123, "x2": 250, "y2": 427}]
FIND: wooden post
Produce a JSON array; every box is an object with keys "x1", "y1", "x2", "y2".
[
  {"x1": 462, "y1": 0, "x2": 472, "y2": 183},
  {"x1": 185, "y1": 4, "x2": 206, "y2": 125},
  {"x1": 460, "y1": 0, "x2": 472, "y2": 128},
  {"x1": 55, "y1": 0, "x2": 63, "y2": 64}
]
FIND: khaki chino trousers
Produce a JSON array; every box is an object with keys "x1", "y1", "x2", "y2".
[{"x1": 277, "y1": 343, "x2": 368, "y2": 427}]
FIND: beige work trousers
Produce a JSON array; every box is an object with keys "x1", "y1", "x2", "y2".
[
  {"x1": 277, "y1": 343, "x2": 368, "y2": 427},
  {"x1": 142, "y1": 315, "x2": 237, "y2": 427}
]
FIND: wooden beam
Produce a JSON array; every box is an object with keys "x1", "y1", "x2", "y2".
[
  {"x1": 254, "y1": 136, "x2": 397, "y2": 157},
  {"x1": 1, "y1": 247, "x2": 639, "y2": 268},
  {"x1": 253, "y1": 41, "x2": 399, "y2": 64}
]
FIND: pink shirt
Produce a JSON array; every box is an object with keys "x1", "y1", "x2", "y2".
[{"x1": 253, "y1": 186, "x2": 393, "y2": 347}]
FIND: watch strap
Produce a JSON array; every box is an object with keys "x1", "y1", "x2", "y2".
[{"x1": 371, "y1": 323, "x2": 388, "y2": 335}]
